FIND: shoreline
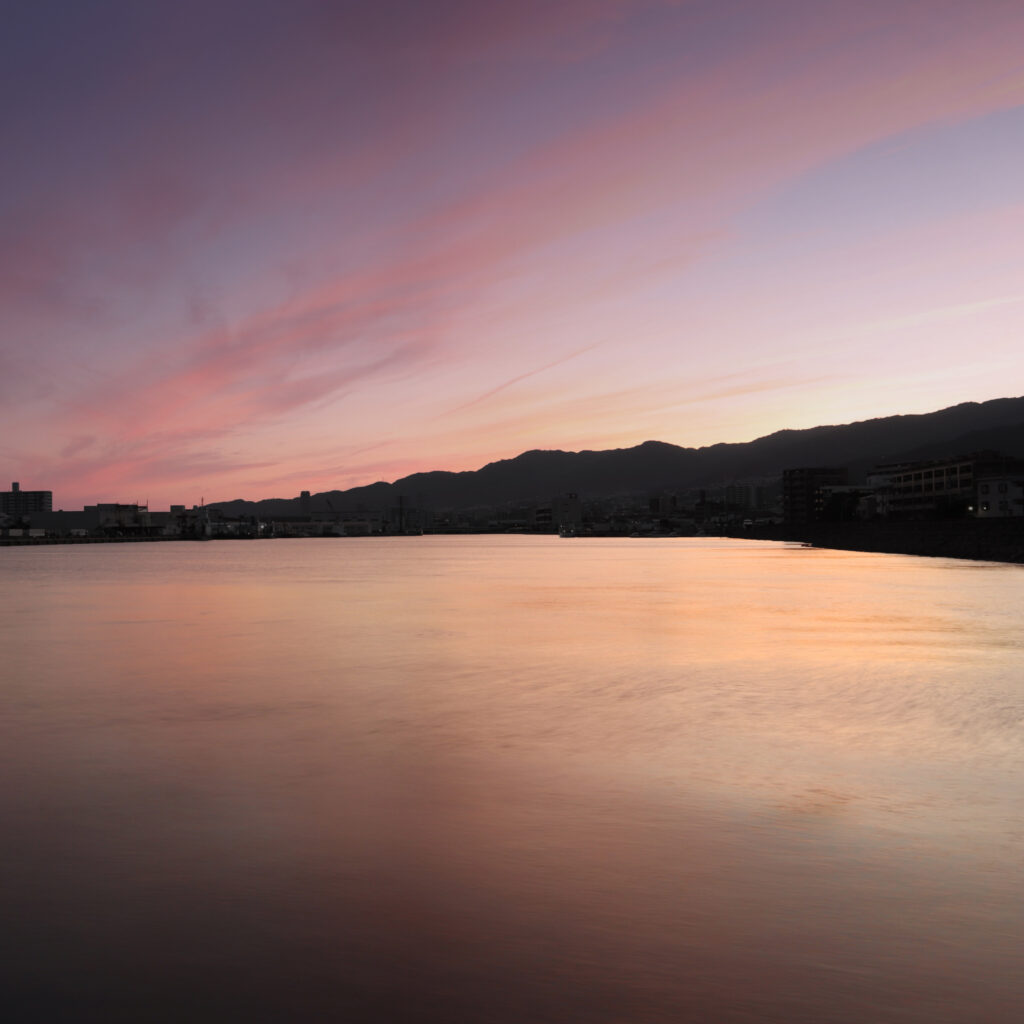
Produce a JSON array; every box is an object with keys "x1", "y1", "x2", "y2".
[
  {"x1": 728, "y1": 519, "x2": 1024, "y2": 565},
  {"x1": 4, "y1": 522, "x2": 1024, "y2": 566},
  {"x1": 0, "y1": 534, "x2": 206, "y2": 546}
]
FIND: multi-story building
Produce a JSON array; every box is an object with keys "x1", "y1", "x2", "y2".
[
  {"x1": 872, "y1": 452, "x2": 1024, "y2": 519},
  {"x1": 649, "y1": 492, "x2": 678, "y2": 517},
  {"x1": 86, "y1": 503, "x2": 154, "y2": 534},
  {"x1": 782, "y1": 467, "x2": 848, "y2": 524},
  {"x1": 976, "y1": 475, "x2": 1024, "y2": 518},
  {"x1": 723, "y1": 483, "x2": 752, "y2": 511},
  {"x1": 532, "y1": 492, "x2": 583, "y2": 533},
  {"x1": 1, "y1": 482, "x2": 52, "y2": 516}
]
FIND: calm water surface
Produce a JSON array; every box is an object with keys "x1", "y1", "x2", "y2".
[{"x1": 2, "y1": 536, "x2": 1023, "y2": 1021}]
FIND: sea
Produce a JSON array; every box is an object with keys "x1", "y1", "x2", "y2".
[{"x1": 2, "y1": 536, "x2": 1022, "y2": 1022}]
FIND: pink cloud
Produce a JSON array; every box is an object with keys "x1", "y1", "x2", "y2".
[{"x1": 9, "y1": 1, "x2": 1024, "y2": 507}]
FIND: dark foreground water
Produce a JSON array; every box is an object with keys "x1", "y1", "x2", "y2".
[{"x1": 2, "y1": 537, "x2": 1023, "y2": 1022}]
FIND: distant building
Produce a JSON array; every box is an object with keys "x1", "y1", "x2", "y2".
[
  {"x1": 723, "y1": 484, "x2": 752, "y2": 511},
  {"x1": 85, "y1": 503, "x2": 153, "y2": 535},
  {"x1": 554, "y1": 492, "x2": 582, "y2": 533},
  {"x1": 529, "y1": 493, "x2": 583, "y2": 533},
  {"x1": 649, "y1": 492, "x2": 678, "y2": 517},
  {"x1": 872, "y1": 451, "x2": 1024, "y2": 519},
  {"x1": 975, "y1": 474, "x2": 1024, "y2": 518},
  {"x1": 25, "y1": 509, "x2": 99, "y2": 536},
  {"x1": 1, "y1": 482, "x2": 52, "y2": 516},
  {"x1": 782, "y1": 467, "x2": 848, "y2": 525}
]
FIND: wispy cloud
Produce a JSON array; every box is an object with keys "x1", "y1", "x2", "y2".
[
  {"x1": 855, "y1": 294, "x2": 1024, "y2": 336},
  {"x1": 446, "y1": 343, "x2": 606, "y2": 415}
]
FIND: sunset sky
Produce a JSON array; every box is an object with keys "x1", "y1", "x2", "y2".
[{"x1": 4, "y1": 0, "x2": 1024, "y2": 509}]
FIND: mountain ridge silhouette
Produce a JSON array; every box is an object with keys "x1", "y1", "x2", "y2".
[{"x1": 212, "y1": 396, "x2": 1024, "y2": 514}]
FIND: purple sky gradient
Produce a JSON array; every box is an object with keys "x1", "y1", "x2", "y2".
[{"x1": 3, "y1": 0, "x2": 1024, "y2": 508}]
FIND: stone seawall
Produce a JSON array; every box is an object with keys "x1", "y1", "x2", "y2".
[
  {"x1": 735, "y1": 519, "x2": 1024, "y2": 565},
  {"x1": 0, "y1": 535, "x2": 185, "y2": 546}
]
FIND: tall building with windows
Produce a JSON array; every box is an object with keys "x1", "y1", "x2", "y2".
[
  {"x1": 1, "y1": 482, "x2": 53, "y2": 515},
  {"x1": 872, "y1": 452, "x2": 1024, "y2": 519},
  {"x1": 974, "y1": 474, "x2": 1024, "y2": 518},
  {"x1": 782, "y1": 467, "x2": 847, "y2": 524}
]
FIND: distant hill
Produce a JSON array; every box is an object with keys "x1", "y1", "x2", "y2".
[{"x1": 212, "y1": 396, "x2": 1024, "y2": 515}]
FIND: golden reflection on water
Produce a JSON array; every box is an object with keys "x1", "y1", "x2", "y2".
[{"x1": 2, "y1": 537, "x2": 1023, "y2": 1021}]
